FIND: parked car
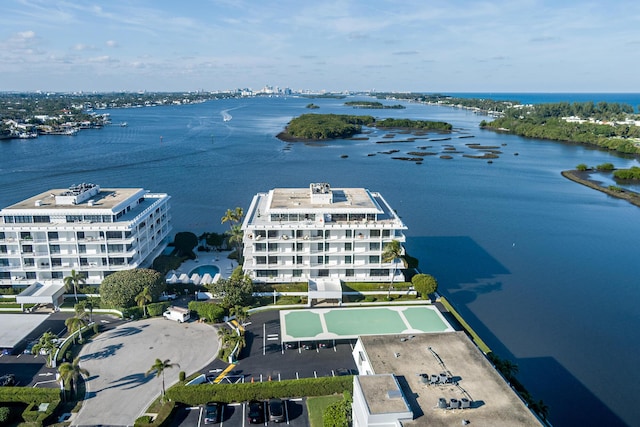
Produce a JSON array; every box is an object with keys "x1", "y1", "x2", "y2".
[
  {"x1": 204, "y1": 401, "x2": 222, "y2": 424},
  {"x1": 285, "y1": 342, "x2": 297, "y2": 349},
  {"x1": 302, "y1": 341, "x2": 315, "y2": 350},
  {"x1": 158, "y1": 292, "x2": 177, "y2": 301},
  {"x1": 247, "y1": 400, "x2": 265, "y2": 424},
  {"x1": 268, "y1": 398, "x2": 285, "y2": 423},
  {"x1": 318, "y1": 340, "x2": 332, "y2": 349},
  {"x1": 0, "y1": 374, "x2": 16, "y2": 386},
  {"x1": 336, "y1": 368, "x2": 356, "y2": 376},
  {"x1": 23, "y1": 341, "x2": 37, "y2": 354}
]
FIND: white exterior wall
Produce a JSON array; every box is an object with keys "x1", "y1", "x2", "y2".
[
  {"x1": 0, "y1": 191, "x2": 172, "y2": 286},
  {"x1": 241, "y1": 187, "x2": 407, "y2": 284}
]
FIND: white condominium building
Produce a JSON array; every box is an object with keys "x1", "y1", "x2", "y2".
[
  {"x1": 0, "y1": 183, "x2": 172, "y2": 287},
  {"x1": 242, "y1": 183, "x2": 407, "y2": 283}
]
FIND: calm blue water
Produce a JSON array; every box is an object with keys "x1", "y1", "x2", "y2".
[
  {"x1": 189, "y1": 265, "x2": 220, "y2": 277},
  {"x1": 1, "y1": 94, "x2": 639, "y2": 426}
]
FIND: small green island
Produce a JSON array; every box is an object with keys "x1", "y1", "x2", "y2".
[
  {"x1": 306, "y1": 103, "x2": 320, "y2": 109},
  {"x1": 563, "y1": 164, "x2": 640, "y2": 208},
  {"x1": 276, "y1": 113, "x2": 452, "y2": 141},
  {"x1": 344, "y1": 101, "x2": 406, "y2": 109}
]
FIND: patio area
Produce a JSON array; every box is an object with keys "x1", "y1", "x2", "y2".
[{"x1": 165, "y1": 250, "x2": 237, "y2": 285}]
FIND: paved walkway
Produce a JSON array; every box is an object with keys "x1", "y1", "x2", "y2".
[{"x1": 72, "y1": 317, "x2": 219, "y2": 427}]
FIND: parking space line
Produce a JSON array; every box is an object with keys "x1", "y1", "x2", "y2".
[{"x1": 263, "y1": 324, "x2": 266, "y2": 355}]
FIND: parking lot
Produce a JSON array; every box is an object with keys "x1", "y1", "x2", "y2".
[
  {"x1": 199, "y1": 310, "x2": 358, "y2": 384},
  {"x1": 171, "y1": 399, "x2": 309, "y2": 427}
]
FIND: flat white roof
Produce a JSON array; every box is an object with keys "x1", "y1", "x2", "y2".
[
  {"x1": 0, "y1": 313, "x2": 50, "y2": 349},
  {"x1": 268, "y1": 187, "x2": 382, "y2": 214},
  {"x1": 3, "y1": 187, "x2": 144, "y2": 212}
]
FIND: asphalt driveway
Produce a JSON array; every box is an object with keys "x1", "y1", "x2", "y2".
[{"x1": 72, "y1": 317, "x2": 219, "y2": 427}]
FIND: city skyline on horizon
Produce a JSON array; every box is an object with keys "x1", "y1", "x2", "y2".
[{"x1": 2, "y1": 1, "x2": 639, "y2": 93}]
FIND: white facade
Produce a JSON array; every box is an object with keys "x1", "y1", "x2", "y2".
[
  {"x1": 241, "y1": 183, "x2": 407, "y2": 283},
  {"x1": 0, "y1": 183, "x2": 172, "y2": 287}
]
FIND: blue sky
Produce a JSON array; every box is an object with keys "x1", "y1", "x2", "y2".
[{"x1": 2, "y1": 0, "x2": 639, "y2": 93}]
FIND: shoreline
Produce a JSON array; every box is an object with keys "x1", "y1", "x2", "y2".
[{"x1": 561, "y1": 169, "x2": 640, "y2": 208}]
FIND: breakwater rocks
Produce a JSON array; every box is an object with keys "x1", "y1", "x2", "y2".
[{"x1": 561, "y1": 170, "x2": 640, "y2": 208}]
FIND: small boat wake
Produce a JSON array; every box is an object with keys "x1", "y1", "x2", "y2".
[{"x1": 221, "y1": 110, "x2": 232, "y2": 122}]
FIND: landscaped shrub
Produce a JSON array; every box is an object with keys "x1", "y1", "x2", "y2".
[
  {"x1": 100, "y1": 269, "x2": 166, "y2": 308},
  {"x1": 152, "y1": 254, "x2": 185, "y2": 275},
  {"x1": 147, "y1": 301, "x2": 170, "y2": 317},
  {"x1": 323, "y1": 391, "x2": 352, "y2": 427},
  {"x1": 0, "y1": 407, "x2": 10, "y2": 424},
  {"x1": 166, "y1": 376, "x2": 353, "y2": 405},
  {"x1": 188, "y1": 301, "x2": 225, "y2": 323}
]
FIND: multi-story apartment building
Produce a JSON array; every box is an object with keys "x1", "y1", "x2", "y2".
[
  {"x1": 242, "y1": 183, "x2": 407, "y2": 283},
  {"x1": 0, "y1": 183, "x2": 172, "y2": 288}
]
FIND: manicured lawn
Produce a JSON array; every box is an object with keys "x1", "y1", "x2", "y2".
[{"x1": 307, "y1": 395, "x2": 343, "y2": 427}]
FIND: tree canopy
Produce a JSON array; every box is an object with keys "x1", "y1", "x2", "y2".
[
  {"x1": 412, "y1": 274, "x2": 438, "y2": 298},
  {"x1": 173, "y1": 232, "x2": 198, "y2": 259},
  {"x1": 209, "y1": 268, "x2": 253, "y2": 308},
  {"x1": 100, "y1": 268, "x2": 166, "y2": 308}
]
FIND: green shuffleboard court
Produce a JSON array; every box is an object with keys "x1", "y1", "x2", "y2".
[{"x1": 279, "y1": 305, "x2": 453, "y2": 342}]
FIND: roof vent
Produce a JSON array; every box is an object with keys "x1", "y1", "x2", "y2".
[
  {"x1": 387, "y1": 390, "x2": 402, "y2": 399},
  {"x1": 34, "y1": 200, "x2": 42, "y2": 207}
]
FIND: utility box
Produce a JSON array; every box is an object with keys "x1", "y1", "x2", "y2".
[{"x1": 163, "y1": 306, "x2": 190, "y2": 323}]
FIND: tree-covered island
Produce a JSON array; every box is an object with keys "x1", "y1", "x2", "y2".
[
  {"x1": 480, "y1": 101, "x2": 640, "y2": 155},
  {"x1": 344, "y1": 101, "x2": 405, "y2": 109},
  {"x1": 276, "y1": 113, "x2": 452, "y2": 141}
]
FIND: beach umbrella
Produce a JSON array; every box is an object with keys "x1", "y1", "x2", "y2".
[
  {"x1": 201, "y1": 273, "x2": 213, "y2": 284},
  {"x1": 178, "y1": 273, "x2": 190, "y2": 284},
  {"x1": 191, "y1": 273, "x2": 201, "y2": 285},
  {"x1": 167, "y1": 273, "x2": 178, "y2": 284}
]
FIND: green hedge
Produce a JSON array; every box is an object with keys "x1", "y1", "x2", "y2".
[
  {"x1": 166, "y1": 376, "x2": 353, "y2": 405},
  {"x1": 148, "y1": 302, "x2": 171, "y2": 317},
  {"x1": 0, "y1": 387, "x2": 60, "y2": 426},
  {"x1": 188, "y1": 301, "x2": 225, "y2": 323}
]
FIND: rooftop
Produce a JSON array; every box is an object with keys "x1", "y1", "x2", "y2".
[
  {"x1": 359, "y1": 332, "x2": 542, "y2": 427},
  {"x1": 4, "y1": 187, "x2": 144, "y2": 212},
  {"x1": 268, "y1": 186, "x2": 380, "y2": 213},
  {"x1": 356, "y1": 374, "x2": 411, "y2": 415}
]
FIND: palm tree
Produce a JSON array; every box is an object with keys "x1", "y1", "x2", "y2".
[
  {"x1": 221, "y1": 207, "x2": 243, "y2": 228},
  {"x1": 32, "y1": 331, "x2": 58, "y2": 367},
  {"x1": 58, "y1": 357, "x2": 89, "y2": 399},
  {"x1": 226, "y1": 224, "x2": 244, "y2": 264},
  {"x1": 64, "y1": 269, "x2": 85, "y2": 303},
  {"x1": 230, "y1": 305, "x2": 249, "y2": 326},
  {"x1": 84, "y1": 296, "x2": 98, "y2": 322},
  {"x1": 381, "y1": 240, "x2": 406, "y2": 298},
  {"x1": 65, "y1": 314, "x2": 88, "y2": 344},
  {"x1": 145, "y1": 358, "x2": 180, "y2": 402},
  {"x1": 135, "y1": 287, "x2": 152, "y2": 317}
]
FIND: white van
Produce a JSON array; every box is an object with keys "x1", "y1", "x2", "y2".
[{"x1": 162, "y1": 306, "x2": 190, "y2": 323}]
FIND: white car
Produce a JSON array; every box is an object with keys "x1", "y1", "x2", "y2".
[{"x1": 159, "y1": 292, "x2": 177, "y2": 301}]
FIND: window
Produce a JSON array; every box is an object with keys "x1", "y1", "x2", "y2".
[
  {"x1": 296, "y1": 256, "x2": 303, "y2": 265},
  {"x1": 324, "y1": 230, "x2": 330, "y2": 238},
  {"x1": 370, "y1": 229, "x2": 381, "y2": 237},
  {"x1": 268, "y1": 230, "x2": 278, "y2": 238},
  {"x1": 49, "y1": 245, "x2": 60, "y2": 254},
  {"x1": 0, "y1": 232, "x2": 4, "y2": 240},
  {"x1": 51, "y1": 258, "x2": 62, "y2": 267},
  {"x1": 51, "y1": 272, "x2": 63, "y2": 279},
  {"x1": 293, "y1": 269, "x2": 302, "y2": 278},
  {"x1": 268, "y1": 243, "x2": 278, "y2": 251},
  {"x1": 23, "y1": 258, "x2": 35, "y2": 267},
  {"x1": 317, "y1": 243, "x2": 323, "y2": 251},
  {"x1": 369, "y1": 242, "x2": 380, "y2": 251},
  {"x1": 0, "y1": 245, "x2": 6, "y2": 254},
  {"x1": 26, "y1": 272, "x2": 36, "y2": 279},
  {"x1": 22, "y1": 245, "x2": 34, "y2": 253},
  {"x1": 345, "y1": 229, "x2": 352, "y2": 238},
  {"x1": 20, "y1": 232, "x2": 32, "y2": 240},
  {"x1": 382, "y1": 230, "x2": 391, "y2": 238},
  {"x1": 268, "y1": 256, "x2": 278, "y2": 264},
  {"x1": 255, "y1": 243, "x2": 266, "y2": 252},
  {"x1": 78, "y1": 245, "x2": 87, "y2": 254},
  {"x1": 296, "y1": 242, "x2": 303, "y2": 251},
  {"x1": 47, "y1": 232, "x2": 59, "y2": 240},
  {"x1": 345, "y1": 269, "x2": 354, "y2": 277},
  {"x1": 106, "y1": 231, "x2": 121, "y2": 239},
  {"x1": 369, "y1": 255, "x2": 380, "y2": 263},
  {"x1": 77, "y1": 231, "x2": 85, "y2": 239},
  {"x1": 370, "y1": 268, "x2": 389, "y2": 277},
  {"x1": 318, "y1": 269, "x2": 329, "y2": 277},
  {"x1": 107, "y1": 244, "x2": 124, "y2": 253},
  {"x1": 257, "y1": 270, "x2": 273, "y2": 278},
  {"x1": 344, "y1": 242, "x2": 352, "y2": 251},
  {"x1": 256, "y1": 256, "x2": 266, "y2": 265},
  {"x1": 344, "y1": 255, "x2": 352, "y2": 264},
  {"x1": 0, "y1": 259, "x2": 8, "y2": 267}
]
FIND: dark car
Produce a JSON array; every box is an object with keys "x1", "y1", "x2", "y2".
[
  {"x1": 204, "y1": 401, "x2": 222, "y2": 424},
  {"x1": 268, "y1": 398, "x2": 285, "y2": 423},
  {"x1": 302, "y1": 341, "x2": 315, "y2": 350},
  {"x1": 0, "y1": 374, "x2": 16, "y2": 386},
  {"x1": 247, "y1": 400, "x2": 265, "y2": 424}
]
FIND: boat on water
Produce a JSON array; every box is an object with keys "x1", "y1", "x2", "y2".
[
  {"x1": 221, "y1": 111, "x2": 232, "y2": 122},
  {"x1": 120, "y1": 122, "x2": 128, "y2": 127}
]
